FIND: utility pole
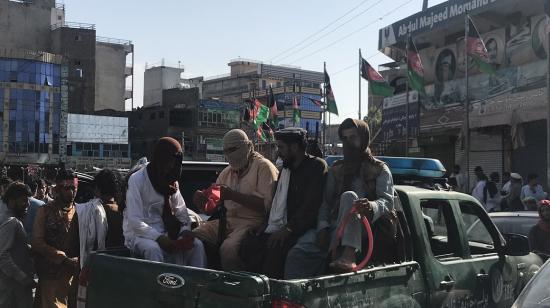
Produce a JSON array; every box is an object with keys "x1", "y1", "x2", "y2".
[{"x1": 465, "y1": 14, "x2": 471, "y2": 192}]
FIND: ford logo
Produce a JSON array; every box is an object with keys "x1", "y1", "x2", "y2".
[{"x1": 157, "y1": 273, "x2": 185, "y2": 289}]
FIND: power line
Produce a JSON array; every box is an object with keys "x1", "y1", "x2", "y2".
[
  {"x1": 287, "y1": 0, "x2": 414, "y2": 65},
  {"x1": 268, "y1": 0, "x2": 372, "y2": 63},
  {"x1": 275, "y1": 0, "x2": 385, "y2": 64}
]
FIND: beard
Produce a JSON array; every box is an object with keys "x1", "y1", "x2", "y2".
[
  {"x1": 343, "y1": 143, "x2": 362, "y2": 161},
  {"x1": 281, "y1": 156, "x2": 295, "y2": 169}
]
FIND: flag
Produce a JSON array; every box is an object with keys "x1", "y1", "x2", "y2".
[
  {"x1": 252, "y1": 99, "x2": 269, "y2": 128},
  {"x1": 268, "y1": 85, "x2": 278, "y2": 121},
  {"x1": 361, "y1": 58, "x2": 394, "y2": 97},
  {"x1": 407, "y1": 36, "x2": 426, "y2": 95},
  {"x1": 292, "y1": 97, "x2": 301, "y2": 125},
  {"x1": 324, "y1": 69, "x2": 339, "y2": 115},
  {"x1": 256, "y1": 125, "x2": 266, "y2": 142},
  {"x1": 467, "y1": 17, "x2": 495, "y2": 75},
  {"x1": 307, "y1": 97, "x2": 323, "y2": 107}
]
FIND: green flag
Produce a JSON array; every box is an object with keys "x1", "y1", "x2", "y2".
[
  {"x1": 253, "y1": 99, "x2": 269, "y2": 128},
  {"x1": 407, "y1": 37, "x2": 426, "y2": 95},
  {"x1": 361, "y1": 58, "x2": 394, "y2": 97},
  {"x1": 324, "y1": 69, "x2": 339, "y2": 115},
  {"x1": 467, "y1": 17, "x2": 495, "y2": 75},
  {"x1": 292, "y1": 97, "x2": 301, "y2": 125}
]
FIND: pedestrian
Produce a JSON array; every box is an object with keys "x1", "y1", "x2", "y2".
[
  {"x1": 193, "y1": 129, "x2": 278, "y2": 271},
  {"x1": 77, "y1": 169, "x2": 124, "y2": 269},
  {"x1": 34, "y1": 179, "x2": 53, "y2": 204},
  {"x1": 521, "y1": 173, "x2": 547, "y2": 206},
  {"x1": 240, "y1": 128, "x2": 327, "y2": 278},
  {"x1": 0, "y1": 177, "x2": 12, "y2": 197},
  {"x1": 32, "y1": 169, "x2": 80, "y2": 308},
  {"x1": 123, "y1": 137, "x2": 206, "y2": 267},
  {"x1": 484, "y1": 172, "x2": 501, "y2": 212},
  {"x1": 0, "y1": 182, "x2": 35, "y2": 308},
  {"x1": 23, "y1": 180, "x2": 45, "y2": 241},
  {"x1": 285, "y1": 118, "x2": 401, "y2": 278},
  {"x1": 471, "y1": 166, "x2": 488, "y2": 207},
  {"x1": 449, "y1": 165, "x2": 467, "y2": 193},
  {"x1": 529, "y1": 200, "x2": 550, "y2": 256},
  {"x1": 501, "y1": 172, "x2": 511, "y2": 194},
  {"x1": 505, "y1": 173, "x2": 524, "y2": 211}
]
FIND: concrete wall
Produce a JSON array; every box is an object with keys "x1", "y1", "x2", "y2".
[
  {"x1": 143, "y1": 66, "x2": 184, "y2": 107},
  {"x1": 95, "y1": 42, "x2": 127, "y2": 111},
  {"x1": 0, "y1": 0, "x2": 55, "y2": 52},
  {"x1": 51, "y1": 27, "x2": 96, "y2": 114}
]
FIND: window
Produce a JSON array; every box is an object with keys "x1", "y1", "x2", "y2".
[
  {"x1": 159, "y1": 111, "x2": 165, "y2": 119},
  {"x1": 75, "y1": 35, "x2": 82, "y2": 41},
  {"x1": 421, "y1": 199, "x2": 463, "y2": 261},
  {"x1": 74, "y1": 69, "x2": 83, "y2": 78},
  {"x1": 460, "y1": 201, "x2": 497, "y2": 255}
]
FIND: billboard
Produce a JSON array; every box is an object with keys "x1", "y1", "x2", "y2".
[
  {"x1": 381, "y1": 91, "x2": 420, "y2": 141},
  {"x1": 67, "y1": 114, "x2": 128, "y2": 144}
]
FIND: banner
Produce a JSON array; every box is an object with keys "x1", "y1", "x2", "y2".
[{"x1": 380, "y1": 92, "x2": 419, "y2": 141}]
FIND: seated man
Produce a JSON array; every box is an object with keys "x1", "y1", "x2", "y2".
[
  {"x1": 240, "y1": 128, "x2": 327, "y2": 278},
  {"x1": 124, "y1": 137, "x2": 206, "y2": 267},
  {"x1": 193, "y1": 129, "x2": 278, "y2": 271},
  {"x1": 285, "y1": 118, "x2": 400, "y2": 279}
]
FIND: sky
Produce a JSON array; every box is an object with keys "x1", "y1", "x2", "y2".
[{"x1": 64, "y1": 0, "x2": 446, "y2": 123}]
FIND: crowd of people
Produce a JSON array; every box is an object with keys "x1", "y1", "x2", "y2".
[
  {"x1": 449, "y1": 164, "x2": 550, "y2": 257},
  {"x1": 3, "y1": 117, "x2": 550, "y2": 307}
]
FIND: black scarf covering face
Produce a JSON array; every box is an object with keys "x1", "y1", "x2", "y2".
[
  {"x1": 147, "y1": 137, "x2": 183, "y2": 240},
  {"x1": 338, "y1": 118, "x2": 377, "y2": 192}
]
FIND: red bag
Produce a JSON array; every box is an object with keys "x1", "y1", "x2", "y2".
[{"x1": 202, "y1": 184, "x2": 221, "y2": 215}]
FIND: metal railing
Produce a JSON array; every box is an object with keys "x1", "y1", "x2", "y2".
[
  {"x1": 96, "y1": 36, "x2": 132, "y2": 46},
  {"x1": 203, "y1": 73, "x2": 231, "y2": 81},
  {"x1": 51, "y1": 22, "x2": 95, "y2": 31},
  {"x1": 55, "y1": 1, "x2": 65, "y2": 10}
]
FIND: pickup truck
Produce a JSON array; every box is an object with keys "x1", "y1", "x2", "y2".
[{"x1": 77, "y1": 158, "x2": 543, "y2": 308}]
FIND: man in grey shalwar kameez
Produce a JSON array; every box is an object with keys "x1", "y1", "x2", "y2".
[{"x1": 284, "y1": 118, "x2": 398, "y2": 279}]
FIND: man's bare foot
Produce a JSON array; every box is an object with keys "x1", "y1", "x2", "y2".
[{"x1": 329, "y1": 246, "x2": 357, "y2": 272}]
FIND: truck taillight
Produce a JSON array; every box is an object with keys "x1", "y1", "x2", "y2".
[
  {"x1": 77, "y1": 266, "x2": 90, "y2": 308},
  {"x1": 272, "y1": 299, "x2": 305, "y2": 308}
]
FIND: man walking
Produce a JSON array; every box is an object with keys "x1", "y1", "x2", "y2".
[
  {"x1": 124, "y1": 137, "x2": 206, "y2": 267},
  {"x1": 0, "y1": 182, "x2": 35, "y2": 308},
  {"x1": 32, "y1": 169, "x2": 80, "y2": 308}
]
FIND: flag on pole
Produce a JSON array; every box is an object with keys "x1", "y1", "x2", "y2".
[
  {"x1": 292, "y1": 97, "x2": 301, "y2": 125},
  {"x1": 252, "y1": 99, "x2": 269, "y2": 128},
  {"x1": 307, "y1": 97, "x2": 323, "y2": 107},
  {"x1": 268, "y1": 85, "x2": 278, "y2": 122},
  {"x1": 360, "y1": 58, "x2": 394, "y2": 97},
  {"x1": 407, "y1": 36, "x2": 426, "y2": 95},
  {"x1": 324, "y1": 69, "x2": 339, "y2": 115},
  {"x1": 467, "y1": 17, "x2": 495, "y2": 75}
]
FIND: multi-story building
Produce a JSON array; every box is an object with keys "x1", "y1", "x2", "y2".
[
  {"x1": 0, "y1": 0, "x2": 133, "y2": 167},
  {"x1": 143, "y1": 62, "x2": 203, "y2": 107},
  {"x1": 130, "y1": 87, "x2": 240, "y2": 162},
  {"x1": 377, "y1": 0, "x2": 550, "y2": 187},
  {"x1": 202, "y1": 59, "x2": 324, "y2": 136}
]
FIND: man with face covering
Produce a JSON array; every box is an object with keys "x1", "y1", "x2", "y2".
[
  {"x1": 285, "y1": 118, "x2": 397, "y2": 278},
  {"x1": 123, "y1": 137, "x2": 206, "y2": 267},
  {"x1": 193, "y1": 129, "x2": 278, "y2": 271}
]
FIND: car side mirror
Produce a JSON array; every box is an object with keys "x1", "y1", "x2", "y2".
[{"x1": 502, "y1": 233, "x2": 530, "y2": 256}]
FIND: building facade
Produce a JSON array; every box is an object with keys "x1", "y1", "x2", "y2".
[
  {"x1": 377, "y1": 0, "x2": 550, "y2": 188},
  {"x1": 0, "y1": 0, "x2": 132, "y2": 167},
  {"x1": 203, "y1": 59, "x2": 324, "y2": 136}
]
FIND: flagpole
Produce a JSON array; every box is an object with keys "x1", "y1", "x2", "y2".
[
  {"x1": 465, "y1": 13, "x2": 471, "y2": 193},
  {"x1": 359, "y1": 48, "x2": 362, "y2": 120},
  {"x1": 323, "y1": 62, "x2": 327, "y2": 154}
]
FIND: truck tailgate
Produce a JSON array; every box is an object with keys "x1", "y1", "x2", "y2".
[{"x1": 84, "y1": 253, "x2": 270, "y2": 308}]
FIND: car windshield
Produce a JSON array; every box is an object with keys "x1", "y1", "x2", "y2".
[{"x1": 513, "y1": 261, "x2": 550, "y2": 308}]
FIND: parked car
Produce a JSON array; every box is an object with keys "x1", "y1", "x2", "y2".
[
  {"x1": 512, "y1": 259, "x2": 550, "y2": 308},
  {"x1": 77, "y1": 158, "x2": 543, "y2": 308},
  {"x1": 467, "y1": 211, "x2": 539, "y2": 240}
]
